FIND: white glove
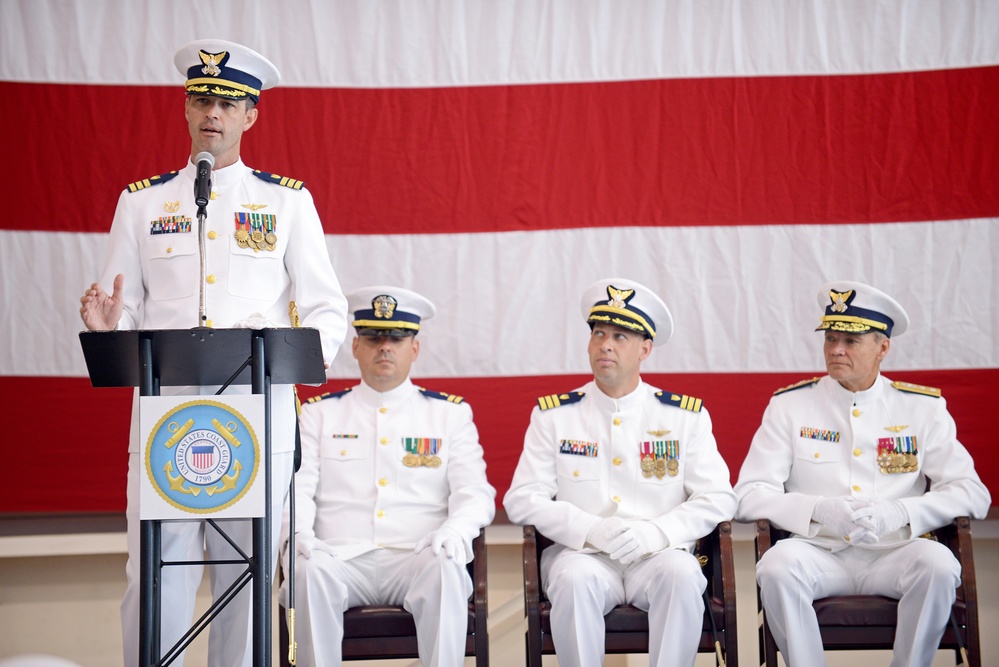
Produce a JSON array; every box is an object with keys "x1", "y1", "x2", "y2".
[
  {"x1": 295, "y1": 534, "x2": 316, "y2": 560},
  {"x1": 812, "y1": 496, "x2": 875, "y2": 544},
  {"x1": 586, "y1": 517, "x2": 628, "y2": 553},
  {"x1": 232, "y1": 313, "x2": 283, "y2": 329},
  {"x1": 851, "y1": 499, "x2": 909, "y2": 538},
  {"x1": 415, "y1": 527, "x2": 468, "y2": 563},
  {"x1": 615, "y1": 521, "x2": 669, "y2": 566}
]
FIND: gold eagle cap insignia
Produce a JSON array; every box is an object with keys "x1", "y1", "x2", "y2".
[
  {"x1": 164, "y1": 200, "x2": 180, "y2": 213},
  {"x1": 829, "y1": 289, "x2": 853, "y2": 313},
  {"x1": 884, "y1": 425, "x2": 909, "y2": 433},
  {"x1": 647, "y1": 429, "x2": 671, "y2": 437},
  {"x1": 241, "y1": 203, "x2": 268, "y2": 211},
  {"x1": 606, "y1": 286, "x2": 635, "y2": 309},
  {"x1": 199, "y1": 50, "x2": 226, "y2": 77},
  {"x1": 373, "y1": 294, "x2": 398, "y2": 319}
]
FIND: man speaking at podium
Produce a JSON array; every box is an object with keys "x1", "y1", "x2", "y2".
[{"x1": 78, "y1": 39, "x2": 348, "y2": 666}]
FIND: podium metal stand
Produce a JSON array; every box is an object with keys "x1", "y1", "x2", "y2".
[{"x1": 80, "y1": 327, "x2": 326, "y2": 667}]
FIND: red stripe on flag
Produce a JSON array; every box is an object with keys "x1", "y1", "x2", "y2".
[
  {"x1": 3, "y1": 370, "x2": 996, "y2": 513},
  {"x1": 3, "y1": 65, "x2": 998, "y2": 235}
]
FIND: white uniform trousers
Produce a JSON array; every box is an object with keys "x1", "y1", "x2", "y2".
[
  {"x1": 121, "y1": 451, "x2": 293, "y2": 667},
  {"x1": 541, "y1": 547, "x2": 706, "y2": 667},
  {"x1": 292, "y1": 547, "x2": 472, "y2": 667},
  {"x1": 756, "y1": 538, "x2": 961, "y2": 667}
]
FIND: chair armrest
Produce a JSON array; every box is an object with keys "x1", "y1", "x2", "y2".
[
  {"x1": 717, "y1": 521, "x2": 737, "y2": 615},
  {"x1": 472, "y1": 527, "x2": 488, "y2": 618},
  {"x1": 755, "y1": 519, "x2": 773, "y2": 561},
  {"x1": 523, "y1": 525, "x2": 541, "y2": 612}
]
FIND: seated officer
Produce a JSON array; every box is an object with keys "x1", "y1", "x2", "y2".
[
  {"x1": 735, "y1": 280, "x2": 991, "y2": 667},
  {"x1": 282, "y1": 286, "x2": 496, "y2": 667},
  {"x1": 503, "y1": 278, "x2": 737, "y2": 667}
]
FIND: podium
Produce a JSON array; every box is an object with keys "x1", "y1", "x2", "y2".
[{"x1": 80, "y1": 327, "x2": 326, "y2": 667}]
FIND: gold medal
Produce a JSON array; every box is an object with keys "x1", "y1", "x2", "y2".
[
  {"x1": 265, "y1": 232, "x2": 277, "y2": 245},
  {"x1": 251, "y1": 230, "x2": 265, "y2": 244},
  {"x1": 428, "y1": 456, "x2": 442, "y2": 468},
  {"x1": 667, "y1": 459, "x2": 679, "y2": 477},
  {"x1": 235, "y1": 229, "x2": 250, "y2": 247},
  {"x1": 403, "y1": 454, "x2": 419, "y2": 467},
  {"x1": 654, "y1": 459, "x2": 667, "y2": 480}
]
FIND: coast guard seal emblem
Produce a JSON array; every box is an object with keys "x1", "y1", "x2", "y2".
[{"x1": 145, "y1": 399, "x2": 260, "y2": 514}]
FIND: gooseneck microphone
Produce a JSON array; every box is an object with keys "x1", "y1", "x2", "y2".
[
  {"x1": 194, "y1": 151, "x2": 215, "y2": 210},
  {"x1": 194, "y1": 151, "x2": 215, "y2": 327}
]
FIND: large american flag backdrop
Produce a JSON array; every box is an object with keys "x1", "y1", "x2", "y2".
[{"x1": 2, "y1": 1, "x2": 997, "y2": 513}]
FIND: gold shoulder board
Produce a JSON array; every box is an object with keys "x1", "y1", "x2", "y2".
[
  {"x1": 538, "y1": 392, "x2": 585, "y2": 411},
  {"x1": 891, "y1": 381, "x2": 942, "y2": 398},
  {"x1": 773, "y1": 377, "x2": 821, "y2": 396},
  {"x1": 655, "y1": 391, "x2": 704, "y2": 412}
]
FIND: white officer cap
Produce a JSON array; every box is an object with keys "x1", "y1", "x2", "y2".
[
  {"x1": 815, "y1": 280, "x2": 909, "y2": 337},
  {"x1": 174, "y1": 39, "x2": 280, "y2": 103},
  {"x1": 580, "y1": 278, "x2": 674, "y2": 346},
  {"x1": 347, "y1": 286, "x2": 436, "y2": 337}
]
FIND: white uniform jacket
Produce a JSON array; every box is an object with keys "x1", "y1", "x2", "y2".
[
  {"x1": 503, "y1": 380, "x2": 737, "y2": 553},
  {"x1": 97, "y1": 159, "x2": 348, "y2": 453},
  {"x1": 735, "y1": 374, "x2": 991, "y2": 551},
  {"x1": 294, "y1": 378, "x2": 496, "y2": 562}
]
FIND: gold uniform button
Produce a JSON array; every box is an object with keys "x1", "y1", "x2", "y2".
[
  {"x1": 207, "y1": 230, "x2": 218, "y2": 240},
  {"x1": 378, "y1": 478, "x2": 388, "y2": 487},
  {"x1": 852, "y1": 408, "x2": 862, "y2": 417},
  {"x1": 612, "y1": 495, "x2": 621, "y2": 503},
  {"x1": 613, "y1": 457, "x2": 622, "y2": 466},
  {"x1": 853, "y1": 448, "x2": 862, "y2": 457},
  {"x1": 613, "y1": 417, "x2": 622, "y2": 426},
  {"x1": 166, "y1": 247, "x2": 173, "y2": 253},
  {"x1": 380, "y1": 437, "x2": 389, "y2": 445},
  {"x1": 813, "y1": 453, "x2": 821, "y2": 459},
  {"x1": 573, "y1": 470, "x2": 580, "y2": 477},
  {"x1": 379, "y1": 407, "x2": 388, "y2": 414},
  {"x1": 340, "y1": 449, "x2": 347, "y2": 456},
  {"x1": 852, "y1": 485, "x2": 861, "y2": 492},
  {"x1": 205, "y1": 320, "x2": 213, "y2": 328},
  {"x1": 206, "y1": 274, "x2": 216, "y2": 284},
  {"x1": 377, "y1": 510, "x2": 385, "y2": 518}
]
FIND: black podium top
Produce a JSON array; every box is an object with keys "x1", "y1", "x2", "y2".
[{"x1": 79, "y1": 327, "x2": 327, "y2": 388}]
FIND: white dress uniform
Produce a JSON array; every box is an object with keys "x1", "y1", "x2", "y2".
[
  {"x1": 503, "y1": 379, "x2": 737, "y2": 667},
  {"x1": 737, "y1": 371, "x2": 990, "y2": 665},
  {"x1": 287, "y1": 377, "x2": 496, "y2": 667},
  {"x1": 100, "y1": 156, "x2": 348, "y2": 666}
]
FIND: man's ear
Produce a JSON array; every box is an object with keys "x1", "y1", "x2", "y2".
[
  {"x1": 639, "y1": 338, "x2": 653, "y2": 361},
  {"x1": 243, "y1": 105, "x2": 259, "y2": 131}
]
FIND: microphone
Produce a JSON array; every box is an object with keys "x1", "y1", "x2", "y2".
[
  {"x1": 194, "y1": 151, "x2": 215, "y2": 208},
  {"x1": 193, "y1": 151, "x2": 214, "y2": 327}
]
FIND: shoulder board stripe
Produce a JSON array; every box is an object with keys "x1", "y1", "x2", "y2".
[
  {"x1": 655, "y1": 391, "x2": 704, "y2": 412},
  {"x1": 253, "y1": 170, "x2": 306, "y2": 190},
  {"x1": 538, "y1": 392, "x2": 585, "y2": 410},
  {"x1": 419, "y1": 388, "x2": 464, "y2": 404},
  {"x1": 126, "y1": 171, "x2": 179, "y2": 193},
  {"x1": 306, "y1": 387, "x2": 352, "y2": 403},
  {"x1": 774, "y1": 377, "x2": 821, "y2": 396},
  {"x1": 891, "y1": 381, "x2": 942, "y2": 398}
]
